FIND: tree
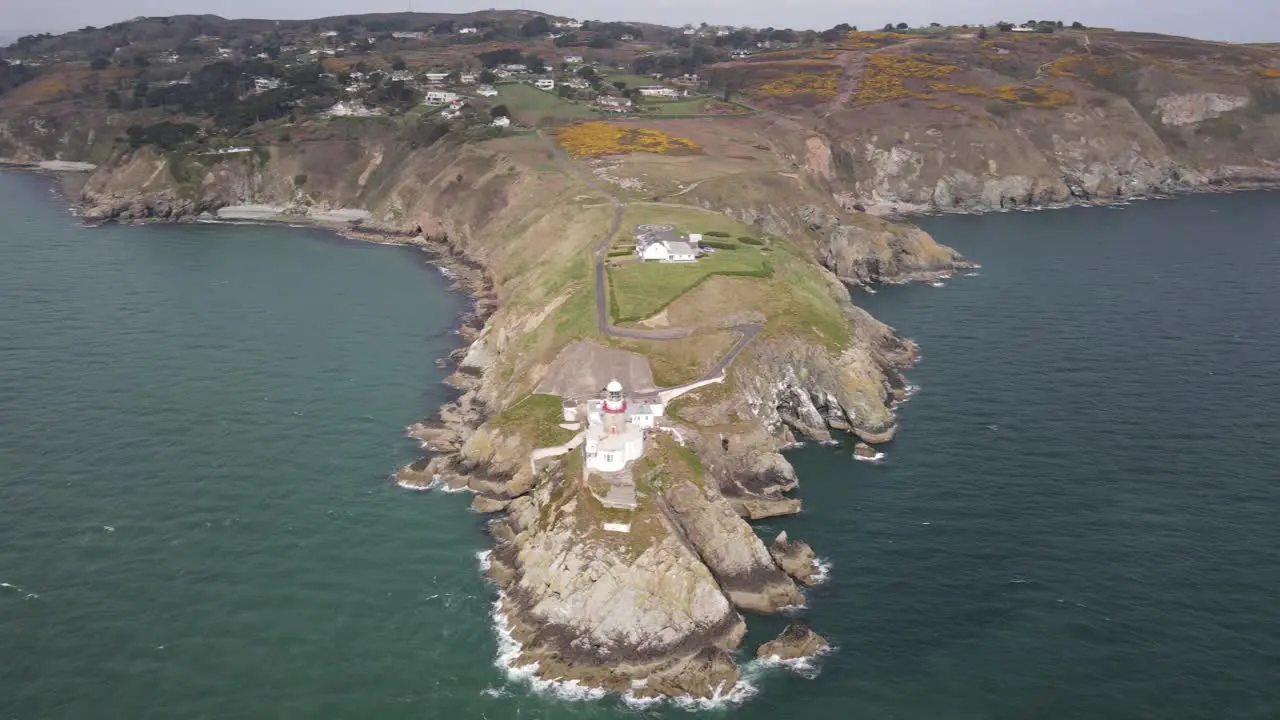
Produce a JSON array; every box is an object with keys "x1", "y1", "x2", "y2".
[
  {"x1": 525, "y1": 55, "x2": 547, "y2": 74},
  {"x1": 132, "y1": 55, "x2": 150, "y2": 67},
  {"x1": 392, "y1": 58, "x2": 407, "y2": 71},
  {"x1": 478, "y1": 69, "x2": 496, "y2": 84},
  {"x1": 896, "y1": 22, "x2": 909, "y2": 31},
  {"x1": 882, "y1": 23, "x2": 896, "y2": 32},
  {"x1": 521, "y1": 16, "x2": 550, "y2": 37},
  {"x1": 978, "y1": 27, "x2": 990, "y2": 39},
  {"x1": 1071, "y1": 21, "x2": 1084, "y2": 29},
  {"x1": 996, "y1": 21, "x2": 1014, "y2": 32},
  {"x1": 104, "y1": 90, "x2": 122, "y2": 109},
  {"x1": 612, "y1": 80, "x2": 627, "y2": 91},
  {"x1": 90, "y1": 57, "x2": 110, "y2": 70},
  {"x1": 490, "y1": 104, "x2": 509, "y2": 118}
]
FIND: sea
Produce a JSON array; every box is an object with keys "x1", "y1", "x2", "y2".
[{"x1": 1, "y1": 170, "x2": 1278, "y2": 719}]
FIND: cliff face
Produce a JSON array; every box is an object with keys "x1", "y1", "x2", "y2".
[{"x1": 487, "y1": 474, "x2": 748, "y2": 699}]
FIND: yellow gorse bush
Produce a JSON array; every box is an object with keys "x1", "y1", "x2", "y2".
[
  {"x1": 749, "y1": 62, "x2": 842, "y2": 100},
  {"x1": 854, "y1": 53, "x2": 962, "y2": 105},
  {"x1": 556, "y1": 122, "x2": 700, "y2": 158}
]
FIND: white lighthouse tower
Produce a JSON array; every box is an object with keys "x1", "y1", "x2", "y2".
[{"x1": 603, "y1": 379, "x2": 627, "y2": 415}]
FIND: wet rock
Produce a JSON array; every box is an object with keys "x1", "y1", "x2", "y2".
[
  {"x1": 756, "y1": 624, "x2": 829, "y2": 660},
  {"x1": 853, "y1": 442, "x2": 879, "y2": 459},
  {"x1": 769, "y1": 531, "x2": 821, "y2": 586}
]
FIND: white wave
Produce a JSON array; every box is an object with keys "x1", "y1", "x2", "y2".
[
  {"x1": 810, "y1": 557, "x2": 833, "y2": 586},
  {"x1": 481, "y1": 686, "x2": 507, "y2": 698},
  {"x1": 0, "y1": 582, "x2": 40, "y2": 600},
  {"x1": 395, "y1": 473, "x2": 472, "y2": 493},
  {"x1": 819, "y1": 440, "x2": 840, "y2": 447},
  {"x1": 778, "y1": 603, "x2": 808, "y2": 615},
  {"x1": 853, "y1": 451, "x2": 885, "y2": 463},
  {"x1": 930, "y1": 281, "x2": 946, "y2": 288},
  {"x1": 964, "y1": 271, "x2": 982, "y2": 277},
  {"x1": 431, "y1": 263, "x2": 457, "y2": 279},
  {"x1": 749, "y1": 643, "x2": 837, "y2": 681}
]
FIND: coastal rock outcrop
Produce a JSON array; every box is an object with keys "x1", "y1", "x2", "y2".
[
  {"x1": 757, "y1": 624, "x2": 830, "y2": 661},
  {"x1": 663, "y1": 481, "x2": 805, "y2": 613},
  {"x1": 486, "y1": 476, "x2": 749, "y2": 700},
  {"x1": 769, "y1": 531, "x2": 823, "y2": 586}
]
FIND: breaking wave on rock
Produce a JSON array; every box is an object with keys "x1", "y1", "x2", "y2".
[
  {"x1": 854, "y1": 451, "x2": 886, "y2": 463},
  {"x1": 810, "y1": 557, "x2": 833, "y2": 585}
]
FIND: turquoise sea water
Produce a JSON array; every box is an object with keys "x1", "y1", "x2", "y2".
[{"x1": 2, "y1": 171, "x2": 1279, "y2": 719}]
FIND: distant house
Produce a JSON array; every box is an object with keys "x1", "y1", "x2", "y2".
[
  {"x1": 388, "y1": 70, "x2": 416, "y2": 83},
  {"x1": 596, "y1": 95, "x2": 632, "y2": 112},
  {"x1": 324, "y1": 101, "x2": 383, "y2": 117},
  {"x1": 562, "y1": 54, "x2": 584, "y2": 64},
  {"x1": 682, "y1": 27, "x2": 697, "y2": 35},
  {"x1": 504, "y1": 63, "x2": 529, "y2": 73},
  {"x1": 491, "y1": 115, "x2": 511, "y2": 128},
  {"x1": 534, "y1": 78, "x2": 555, "y2": 90},
  {"x1": 730, "y1": 49, "x2": 753, "y2": 59},
  {"x1": 424, "y1": 72, "x2": 450, "y2": 84},
  {"x1": 637, "y1": 85, "x2": 679, "y2": 98},
  {"x1": 1011, "y1": 25, "x2": 1036, "y2": 33},
  {"x1": 620, "y1": 34, "x2": 635, "y2": 41},
  {"x1": 564, "y1": 77, "x2": 591, "y2": 90},
  {"x1": 458, "y1": 26, "x2": 478, "y2": 35},
  {"x1": 424, "y1": 90, "x2": 459, "y2": 105},
  {"x1": 672, "y1": 73, "x2": 700, "y2": 87},
  {"x1": 635, "y1": 225, "x2": 697, "y2": 263},
  {"x1": 459, "y1": 73, "x2": 477, "y2": 84},
  {"x1": 391, "y1": 31, "x2": 426, "y2": 40},
  {"x1": 553, "y1": 19, "x2": 583, "y2": 29},
  {"x1": 253, "y1": 77, "x2": 282, "y2": 93},
  {"x1": 477, "y1": 85, "x2": 499, "y2": 97}
]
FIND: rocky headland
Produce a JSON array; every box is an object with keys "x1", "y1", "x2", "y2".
[{"x1": 5, "y1": 12, "x2": 1280, "y2": 704}]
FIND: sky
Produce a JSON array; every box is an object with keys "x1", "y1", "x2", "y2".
[{"x1": 3, "y1": 0, "x2": 1278, "y2": 44}]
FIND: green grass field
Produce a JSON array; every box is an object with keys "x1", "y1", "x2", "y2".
[
  {"x1": 608, "y1": 247, "x2": 772, "y2": 322},
  {"x1": 497, "y1": 83, "x2": 595, "y2": 120},
  {"x1": 639, "y1": 98, "x2": 707, "y2": 116}
]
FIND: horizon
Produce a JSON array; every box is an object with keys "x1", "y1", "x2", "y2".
[{"x1": 2, "y1": 1, "x2": 1278, "y2": 45}]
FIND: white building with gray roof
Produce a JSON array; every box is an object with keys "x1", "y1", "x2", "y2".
[{"x1": 634, "y1": 224, "x2": 701, "y2": 263}]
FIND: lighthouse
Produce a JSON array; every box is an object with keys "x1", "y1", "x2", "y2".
[{"x1": 603, "y1": 379, "x2": 627, "y2": 414}]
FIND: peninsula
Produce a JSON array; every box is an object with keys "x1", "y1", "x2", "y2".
[{"x1": 4, "y1": 10, "x2": 1279, "y2": 701}]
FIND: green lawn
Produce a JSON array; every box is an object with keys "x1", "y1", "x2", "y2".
[
  {"x1": 640, "y1": 98, "x2": 707, "y2": 116},
  {"x1": 491, "y1": 393, "x2": 577, "y2": 448},
  {"x1": 496, "y1": 83, "x2": 595, "y2": 120},
  {"x1": 608, "y1": 248, "x2": 772, "y2": 322},
  {"x1": 598, "y1": 73, "x2": 658, "y2": 90}
]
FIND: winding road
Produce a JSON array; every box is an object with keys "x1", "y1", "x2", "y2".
[{"x1": 535, "y1": 130, "x2": 763, "y2": 385}]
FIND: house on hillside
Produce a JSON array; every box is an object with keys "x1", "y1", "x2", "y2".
[
  {"x1": 553, "y1": 19, "x2": 583, "y2": 29},
  {"x1": 458, "y1": 26, "x2": 478, "y2": 35},
  {"x1": 491, "y1": 115, "x2": 511, "y2": 128},
  {"x1": 424, "y1": 90, "x2": 459, "y2": 105},
  {"x1": 459, "y1": 73, "x2": 477, "y2": 84},
  {"x1": 635, "y1": 224, "x2": 699, "y2": 263},
  {"x1": 477, "y1": 84, "x2": 499, "y2": 97},
  {"x1": 504, "y1": 63, "x2": 529, "y2": 73},
  {"x1": 535, "y1": 78, "x2": 555, "y2": 90},
  {"x1": 324, "y1": 101, "x2": 383, "y2": 117},
  {"x1": 391, "y1": 31, "x2": 426, "y2": 40},
  {"x1": 424, "y1": 71, "x2": 450, "y2": 84},
  {"x1": 596, "y1": 95, "x2": 633, "y2": 112},
  {"x1": 253, "y1": 77, "x2": 281, "y2": 93},
  {"x1": 563, "y1": 54, "x2": 584, "y2": 64},
  {"x1": 389, "y1": 70, "x2": 416, "y2": 83},
  {"x1": 637, "y1": 85, "x2": 680, "y2": 98}
]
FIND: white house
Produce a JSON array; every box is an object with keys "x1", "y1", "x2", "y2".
[
  {"x1": 388, "y1": 70, "x2": 415, "y2": 83},
  {"x1": 424, "y1": 72, "x2": 450, "y2": 84},
  {"x1": 596, "y1": 95, "x2": 632, "y2": 112},
  {"x1": 637, "y1": 85, "x2": 679, "y2": 98},
  {"x1": 424, "y1": 90, "x2": 459, "y2": 105},
  {"x1": 458, "y1": 26, "x2": 478, "y2": 35},
  {"x1": 459, "y1": 73, "x2": 477, "y2": 84},
  {"x1": 504, "y1": 63, "x2": 529, "y2": 73},
  {"x1": 553, "y1": 19, "x2": 583, "y2": 29},
  {"x1": 477, "y1": 84, "x2": 499, "y2": 97},
  {"x1": 562, "y1": 54, "x2": 584, "y2": 64},
  {"x1": 324, "y1": 101, "x2": 383, "y2": 117},
  {"x1": 535, "y1": 78, "x2": 555, "y2": 90},
  {"x1": 491, "y1": 115, "x2": 511, "y2": 128},
  {"x1": 635, "y1": 224, "x2": 698, "y2": 263},
  {"x1": 584, "y1": 380, "x2": 664, "y2": 473},
  {"x1": 391, "y1": 31, "x2": 426, "y2": 40},
  {"x1": 620, "y1": 33, "x2": 635, "y2": 41},
  {"x1": 253, "y1": 77, "x2": 281, "y2": 93}
]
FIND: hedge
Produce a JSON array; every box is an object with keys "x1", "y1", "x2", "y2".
[
  {"x1": 703, "y1": 230, "x2": 731, "y2": 238},
  {"x1": 701, "y1": 239, "x2": 738, "y2": 250},
  {"x1": 738, "y1": 236, "x2": 764, "y2": 245}
]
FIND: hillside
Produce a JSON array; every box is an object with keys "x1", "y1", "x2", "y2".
[{"x1": 3, "y1": 11, "x2": 1279, "y2": 703}]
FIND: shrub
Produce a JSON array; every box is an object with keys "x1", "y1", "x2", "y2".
[
  {"x1": 556, "y1": 121, "x2": 699, "y2": 158},
  {"x1": 703, "y1": 230, "x2": 731, "y2": 237},
  {"x1": 855, "y1": 53, "x2": 961, "y2": 105},
  {"x1": 738, "y1": 236, "x2": 764, "y2": 245},
  {"x1": 293, "y1": 173, "x2": 308, "y2": 186},
  {"x1": 700, "y1": 239, "x2": 737, "y2": 250}
]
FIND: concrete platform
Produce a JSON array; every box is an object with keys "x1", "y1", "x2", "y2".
[{"x1": 535, "y1": 340, "x2": 657, "y2": 400}]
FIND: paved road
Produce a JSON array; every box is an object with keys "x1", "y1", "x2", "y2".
[{"x1": 535, "y1": 131, "x2": 764, "y2": 384}]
